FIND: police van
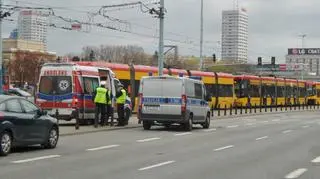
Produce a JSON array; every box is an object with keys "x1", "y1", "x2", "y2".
[{"x1": 138, "y1": 76, "x2": 211, "y2": 131}]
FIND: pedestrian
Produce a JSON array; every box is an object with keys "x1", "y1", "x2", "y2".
[
  {"x1": 92, "y1": 81, "x2": 108, "y2": 128},
  {"x1": 106, "y1": 88, "x2": 113, "y2": 126},
  {"x1": 116, "y1": 84, "x2": 127, "y2": 126}
]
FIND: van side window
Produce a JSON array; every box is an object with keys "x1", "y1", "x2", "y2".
[
  {"x1": 194, "y1": 83, "x2": 203, "y2": 99},
  {"x1": 83, "y1": 77, "x2": 99, "y2": 94},
  {"x1": 185, "y1": 81, "x2": 195, "y2": 98}
]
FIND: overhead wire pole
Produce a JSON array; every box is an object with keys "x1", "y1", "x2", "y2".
[
  {"x1": 158, "y1": 0, "x2": 164, "y2": 76},
  {"x1": 0, "y1": 0, "x2": 3, "y2": 94},
  {"x1": 199, "y1": 0, "x2": 204, "y2": 71}
]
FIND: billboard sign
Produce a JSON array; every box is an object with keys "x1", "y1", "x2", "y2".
[{"x1": 288, "y1": 48, "x2": 320, "y2": 55}]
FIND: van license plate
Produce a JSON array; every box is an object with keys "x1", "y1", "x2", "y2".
[{"x1": 145, "y1": 106, "x2": 160, "y2": 111}]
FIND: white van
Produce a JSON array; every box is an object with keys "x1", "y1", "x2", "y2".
[{"x1": 138, "y1": 76, "x2": 211, "y2": 131}]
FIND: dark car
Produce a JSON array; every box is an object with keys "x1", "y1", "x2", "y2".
[{"x1": 0, "y1": 95, "x2": 59, "y2": 156}]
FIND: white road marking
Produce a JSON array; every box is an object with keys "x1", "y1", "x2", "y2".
[
  {"x1": 255, "y1": 136, "x2": 269, "y2": 141},
  {"x1": 302, "y1": 125, "x2": 310, "y2": 128},
  {"x1": 261, "y1": 121, "x2": 269, "y2": 123},
  {"x1": 245, "y1": 123, "x2": 254, "y2": 126},
  {"x1": 282, "y1": 130, "x2": 292, "y2": 134},
  {"x1": 311, "y1": 156, "x2": 320, "y2": 164},
  {"x1": 138, "y1": 161, "x2": 175, "y2": 171},
  {"x1": 227, "y1": 125, "x2": 239, "y2": 128},
  {"x1": 86, "y1": 144, "x2": 120, "y2": 151},
  {"x1": 174, "y1": 132, "x2": 192, "y2": 136},
  {"x1": 284, "y1": 168, "x2": 308, "y2": 179},
  {"x1": 272, "y1": 119, "x2": 280, "y2": 122},
  {"x1": 214, "y1": 145, "x2": 234, "y2": 152},
  {"x1": 12, "y1": 155, "x2": 61, "y2": 164},
  {"x1": 204, "y1": 128, "x2": 217, "y2": 132},
  {"x1": 137, "y1": 137, "x2": 161, "y2": 143}
]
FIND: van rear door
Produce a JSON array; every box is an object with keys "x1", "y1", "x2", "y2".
[{"x1": 142, "y1": 78, "x2": 182, "y2": 115}]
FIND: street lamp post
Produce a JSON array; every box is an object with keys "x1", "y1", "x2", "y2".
[{"x1": 199, "y1": 0, "x2": 204, "y2": 71}]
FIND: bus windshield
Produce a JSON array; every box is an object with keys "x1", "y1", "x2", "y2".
[{"x1": 39, "y1": 76, "x2": 72, "y2": 95}]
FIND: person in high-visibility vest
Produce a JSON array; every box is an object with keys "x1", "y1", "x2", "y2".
[
  {"x1": 116, "y1": 84, "x2": 127, "y2": 126},
  {"x1": 92, "y1": 81, "x2": 109, "y2": 128},
  {"x1": 106, "y1": 89, "x2": 113, "y2": 126}
]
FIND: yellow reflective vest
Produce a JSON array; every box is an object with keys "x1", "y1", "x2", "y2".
[
  {"x1": 107, "y1": 90, "x2": 112, "y2": 105},
  {"x1": 116, "y1": 89, "x2": 126, "y2": 104},
  {"x1": 94, "y1": 87, "x2": 107, "y2": 104}
]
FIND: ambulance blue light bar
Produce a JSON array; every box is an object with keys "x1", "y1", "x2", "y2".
[
  {"x1": 179, "y1": 73, "x2": 183, "y2": 77},
  {"x1": 189, "y1": 76, "x2": 202, "y2": 80}
]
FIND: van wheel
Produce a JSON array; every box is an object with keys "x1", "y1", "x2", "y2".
[
  {"x1": 143, "y1": 121, "x2": 152, "y2": 130},
  {"x1": 202, "y1": 114, "x2": 210, "y2": 129},
  {"x1": 184, "y1": 115, "x2": 193, "y2": 131},
  {"x1": 0, "y1": 131, "x2": 12, "y2": 156}
]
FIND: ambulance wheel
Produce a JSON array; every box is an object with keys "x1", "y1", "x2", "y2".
[
  {"x1": 202, "y1": 114, "x2": 210, "y2": 129},
  {"x1": 143, "y1": 121, "x2": 152, "y2": 130}
]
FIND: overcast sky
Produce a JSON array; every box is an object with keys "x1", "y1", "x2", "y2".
[{"x1": 3, "y1": 0, "x2": 320, "y2": 63}]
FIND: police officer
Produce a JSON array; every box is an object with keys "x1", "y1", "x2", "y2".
[
  {"x1": 106, "y1": 89, "x2": 113, "y2": 126},
  {"x1": 93, "y1": 81, "x2": 108, "y2": 128},
  {"x1": 116, "y1": 84, "x2": 127, "y2": 126}
]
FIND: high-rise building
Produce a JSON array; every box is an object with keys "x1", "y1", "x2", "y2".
[
  {"x1": 17, "y1": 10, "x2": 48, "y2": 50},
  {"x1": 221, "y1": 8, "x2": 248, "y2": 63}
]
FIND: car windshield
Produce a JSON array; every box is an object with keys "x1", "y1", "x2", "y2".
[{"x1": 13, "y1": 89, "x2": 31, "y2": 97}]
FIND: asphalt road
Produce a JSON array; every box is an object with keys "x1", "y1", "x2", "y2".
[{"x1": 0, "y1": 111, "x2": 320, "y2": 179}]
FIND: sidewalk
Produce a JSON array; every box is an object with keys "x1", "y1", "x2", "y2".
[{"x1": 59, "y1": 117, "x2": 141, "y2": 136}]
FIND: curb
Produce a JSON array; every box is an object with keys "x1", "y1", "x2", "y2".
[
  {"x1": 60, "y1": 125, "x2": 141, "y2": 137},
  {"x1": 60, "y1": 109, "x2": 319, "y2": 136}
]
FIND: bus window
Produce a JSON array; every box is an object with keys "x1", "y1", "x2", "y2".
[
  {"x1": 235, "y1": 79, "x2": 247, "y2": 98},
  {"x1": 219, "y1": 84, "x2": 233, "y2": 97}
]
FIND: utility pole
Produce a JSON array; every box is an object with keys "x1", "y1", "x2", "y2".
[
  {"x1": 158, "y1": 0, "x2": 164, "y2": 76},
  {"x1": 0, "y1": 0, "x2": 3, "y2": 94},
  {"x1": 199, "y1": 0, "x2": 204, "y2": 71}
]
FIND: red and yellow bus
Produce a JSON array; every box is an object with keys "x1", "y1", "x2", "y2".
[{"x1": 234, "y1": 75, "x2": 261, "y2": 107}]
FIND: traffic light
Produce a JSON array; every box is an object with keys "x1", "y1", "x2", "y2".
[
  {"x1": 258, "y1": 57, "x2": 262, "y2": 66},
  {"x1": 212, "y1": 54, "x2": 216, "y2": 63},
  {"x1": 89, "y1": 50, "x2": 95, "y2": 61},
  {"x1": 271, "y1": 56, "x2": 276, "y2": 66}
]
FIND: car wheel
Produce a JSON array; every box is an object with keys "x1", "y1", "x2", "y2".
[
  {"x1": 43, "y1": 127, "x2": 59, "y2": 149},
  {"x1": 0, "y1": 131, "x2": 12, "y2": 156},
  {"x1": 184, "y1": 115, "x2": 193, "y2": 131},
  {"x1": 202, "y1": 114, "x2": 210, "y2": 129},
  {"x1": 143, "y1": 121, "x2": 152, "y2": 130},
  {"x1": 124, "y1": 108, "x2": 131, "y2": 121}
]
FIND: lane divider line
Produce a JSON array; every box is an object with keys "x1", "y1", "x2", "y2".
[
  {"x1": 214, "y1": 145, "x2": 234, "y2": 152},
  {"x1": 272, "y1": 119, "x2": 280, "y2": 122},
  {"x1": 302, "y1": 125, "x2": 310, "y2": 128},
  {"x1": 204, "y1": 128, "x2": 217, "y2": 132},
  {"x1": 227, "y1": 125, "x2": 239, "y2": 128},
  {"x1": 138, "y1": 160, "x2": 175, "y2": 171},
  {"x1": 86, "y1": 144, "x2": 120, "y2": 151},
  {"x1": 174, "y1": 132, "x2": 192, "y2": 136},
  {"x1": 282, "y1": 130, "x2": 292, "y2": 134},
  {"x1": 245, "y1": 123, "x2": 254, "y2": 126},
  {"x1": 137, "y1": 137, "x2": 161, "y2": 143},
  {"x1": 12, "y1": 155, "x2": 61, "y2": 164},
  {"x1": 284, "y1": 168, "x2": 308, "y2": 179},
  {"x1": 255, "y1": 136, "x2": 269, "y2": 141},
  {"x1": 311, "y1": 156, "x2": 320, "y2": 164}
]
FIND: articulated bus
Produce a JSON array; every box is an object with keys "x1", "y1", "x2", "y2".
[
  {"x1": 297, "y1": 80, "x2": 306, "y2": 105},
  {"x1": 76, "y1": 61, "x2": 235, "y2": 111},
  {"x1": 284, "y1": 79, "x2": 298, "y2": 106},
  {"x1": 316, "y1": 82, "x2": 320, "y2": 105}
]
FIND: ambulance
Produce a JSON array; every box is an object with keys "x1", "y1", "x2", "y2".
[{"x1": 36, "y1": 63, "x2": 121, "y2": 124}]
